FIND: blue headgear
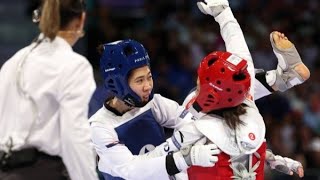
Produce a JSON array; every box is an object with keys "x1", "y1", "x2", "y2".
[{"x1": 100, "y1": 39, "x2": 153, "y2": 107}]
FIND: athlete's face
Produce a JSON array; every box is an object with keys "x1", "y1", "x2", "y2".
[{"x1": 128, "y1": 66, "x2": 153, "y2": 103}]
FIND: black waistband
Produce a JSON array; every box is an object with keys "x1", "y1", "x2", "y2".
[{"x1": 0, "y1": 148, "x2": 61, "y2": 171}]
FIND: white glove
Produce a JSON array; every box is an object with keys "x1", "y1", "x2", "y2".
[
  {"x1": 179, "y1": 137, "x2": 220, "y2": 167},
  {"x1": 190, "y1": 143, "x2": 220, "y2": 167},
  {"x1": 266, "y1": 150, "x2": 304, "y2": 178},
  {"x1": 141, "y1": 138, "x2": 179, "y2": 159},
  {"x1": 197, "y1": 0, "x2": 229, "y2": 17},
  {"x1": 171, "y1": 137, "x2": 220, "y2": 173}
]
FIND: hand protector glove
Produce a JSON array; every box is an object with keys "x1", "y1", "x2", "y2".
[
  {"x1": 189, "y1": 143, "x2": 220, "y2": 167},
  {"x1": 197, "y1": 0, "x2": 229, "y2": 17},
  {"x1": 266, "y1": 150, "x2": 304, "y2": 177},
  {"x1": 142, "y1": 138, "x2": 179, "y2": 159},
  {"x1": 181, "y1": 137, "x2": 220, "y2": 167}
]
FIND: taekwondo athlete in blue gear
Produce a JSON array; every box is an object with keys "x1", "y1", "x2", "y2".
[
  {"x1": 89, "y1": 39, "x2": 220, "y2": 180},
  {"x1": 99, "y1": 40, "x2": 164, "y2": 156}
]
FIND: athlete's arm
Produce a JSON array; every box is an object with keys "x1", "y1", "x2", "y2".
[
  {"x1": 90, "y1": 122, "x2": 218, "y2": 180},
  {"x1": 198, "y1": 0, "x2": 255, "y2": 97}
]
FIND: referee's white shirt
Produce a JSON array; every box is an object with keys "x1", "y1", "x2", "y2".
[{"x1": 0, "y1": 35, "x2": 98, "y2": 180}]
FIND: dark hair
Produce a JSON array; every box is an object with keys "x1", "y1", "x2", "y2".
[
  {"x1": 39, "y1": 0, "x2": 86, "y2": 40},
  {"x1": 209, "y1": 104, "x2": 247, "y2": 130}
]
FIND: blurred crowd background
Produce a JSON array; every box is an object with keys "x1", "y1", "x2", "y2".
[{"x1": 0, "y1": 0, "x2": 320, "y2": 179}]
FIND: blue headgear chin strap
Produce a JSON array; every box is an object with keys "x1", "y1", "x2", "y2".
[{"x1": 100, "y1": 39, "x2": 153, "y2": 107}]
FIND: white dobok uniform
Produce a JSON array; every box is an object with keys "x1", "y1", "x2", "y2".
[{"x1": 90, "y1": 94, "x2": 188, "y2": 180}]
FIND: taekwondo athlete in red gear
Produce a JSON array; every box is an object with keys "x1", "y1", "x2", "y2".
[
  {"x1": 149, "y1": 0, "x2": 307, "y2": 179},
  {"x1": 185, "y1": 51, "x2": 267, "y2": 180},
  {"x1": 174, "y1": 0, "x2": 306, "y2": 179}
]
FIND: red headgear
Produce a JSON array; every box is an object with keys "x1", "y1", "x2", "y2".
[{"x1": 195, "y1": 51, "x2": 251, "y2": 112}]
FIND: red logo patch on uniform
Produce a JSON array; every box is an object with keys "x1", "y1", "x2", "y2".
[{"x1": 249, "y1": 133, "x2": 256, "y2": 140}]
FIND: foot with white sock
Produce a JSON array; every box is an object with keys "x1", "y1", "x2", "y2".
[
  {"x1": 266, "y1": 31, "x2": 310, "y2": 91},
  {"x1": 271, "y1": 31, "x2": 310, "y2": 80}
]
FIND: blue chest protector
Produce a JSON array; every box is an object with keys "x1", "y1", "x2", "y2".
[{"x1": 101, "y1": 109, "x2": 166, "y2": 180}]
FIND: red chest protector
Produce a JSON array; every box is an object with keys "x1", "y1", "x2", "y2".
[{"x1": 188, "y1": 142, "x2": 267, "y2": 180}]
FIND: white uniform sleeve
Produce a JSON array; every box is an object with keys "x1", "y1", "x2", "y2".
[
  {"x1": 151, "y1": 94, "x2": 191, "y2": 129},
  {"x1": 254, "y1": 78, "x2": 272, "y2": 100},
  {"x1": 171, "y1": 121, "x2": 204, "y2": 149},
  {"x1": 57, "y1": 60, "x2": 98, "y2": 180},
  {"x1": 91, "y1": 124, "x2": 171, "y2": 180},
  {"x1": 144, "y1": 110, "x2": 204, "y2": 157},
  {"x1": 215, "y1": 7, "x2": 255, "y2": 97}
]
